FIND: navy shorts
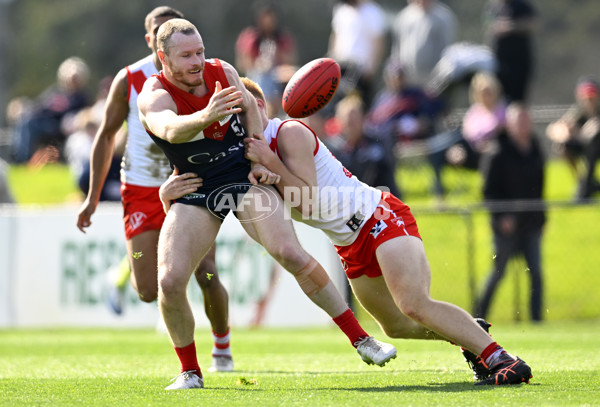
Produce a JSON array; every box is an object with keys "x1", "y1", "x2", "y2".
[{"x1": 174, "y1": 180, "x2": 253, "y2": 220}]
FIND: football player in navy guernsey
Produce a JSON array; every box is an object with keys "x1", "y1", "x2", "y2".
[
  {"x1": 76, "y1": 6, "x2": 235, "y2": 375},
  {"x1": 138, "y1": 18, "x2": 396, "y2": 390}
]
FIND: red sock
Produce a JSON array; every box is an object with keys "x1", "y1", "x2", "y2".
[
  {"x1": 480, "y1": 341, "x2": 506, "y2": 366},
  {"x1": 174, "y1": 341, "x2": 201, "y2": 375},
  {"x1": 332, "y1": 309, "x2": 369, "y2": 348}
]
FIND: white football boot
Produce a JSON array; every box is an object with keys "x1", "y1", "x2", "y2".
[
  {"x1": 355, "y1": 337, "x2": 397, "y2": 367},
  {"x1": 208, "y1": 355, "x2": 234, "y2": 372},
  {"x1": 165, "y1": 370, "x2": 204, "y2": 390}
]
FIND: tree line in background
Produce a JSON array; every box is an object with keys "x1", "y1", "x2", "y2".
[{"x1": 1, "y1": 0, "x2": 599, "y2": 127}]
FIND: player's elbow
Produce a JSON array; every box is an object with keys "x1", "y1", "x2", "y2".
[{"x1": 162, "y1": 125, "x2": 190, "y2": 144}]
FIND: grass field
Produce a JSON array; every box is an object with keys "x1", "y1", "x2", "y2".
[
  {"x1": 4, "y1": 157, "x2": 583, "y2": 205},
  {"x1": 3, "y1": 161, "x2": 599, "y2": 405},
  {"x1": 1, "y1": 321, "x2": 599, "y2": 406}
]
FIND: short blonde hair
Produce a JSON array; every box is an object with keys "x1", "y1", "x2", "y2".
[{"x1": 157, "y1": 18, "x2": 198, "y2": 54}]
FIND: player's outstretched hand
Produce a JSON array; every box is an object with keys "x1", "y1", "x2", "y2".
[
  {"x1": 206, "y1": 81, "x2": 243, "y2": 123},
  {"x1": 248, "y1": 162, "x2": 280, "y2": 185},
  {"x1": 159, "y1": 166, "x2": 204, "y2": 213}
]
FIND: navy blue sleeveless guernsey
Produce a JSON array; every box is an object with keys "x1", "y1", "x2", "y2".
[{"x1": 147, "y1": 58, "x2": 252, "y2": 217}]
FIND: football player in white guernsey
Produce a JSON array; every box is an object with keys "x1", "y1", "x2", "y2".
[
  {"x1": 75, "y1": 7, "x2": 234, "y2": 373},
  {"x1": 162, "y1": 77, "x2": 533, "y2": 386}
]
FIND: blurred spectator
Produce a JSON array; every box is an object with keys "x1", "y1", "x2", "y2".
[
  {"x1": 64, "y1": 108, "x2": 98, "y2": 183},
  {"x1": 363, "y1": 58, "x2": 443, "y2": 198},
  {"x1": 391, "y1": 0, "x2": 458, "y2": 88},
  {"x1": 475, "y1": 103, "x2": 545, "y2": 322},
  {"x1": 546, "y1": 76, "x2": 600, "y2": 201},
  {"x1": 483, "y1": 0, "x2": 537, "y2": 103},
  {"x1": 327, "y1": 0, "x2": 386, "y2": 105},
  {"x1": 235, "y1": 1, "x2": 298, "y2": 117},
  {"x1": 364, "y1": 58, "x2": 448, "y2": 199},
  {"x1": 5, "y1": 97, "x2": 34, "y2": 127},
  {"x1": 445, "y1": 72, "x2": 507, "y2": 171},
  {"x1": 0, "y1": 158, "x2": 14, "y2": 203},
  {"x1": 426, "y1": 41, "x2": 497, "y2": 103},
  {"x1": 64, "y1": 107, "x2": 122, "y2": 202},
  {"x1": 365, "y1": 59, "x2": 441, "y2": 144},
  {"x1": 10, "y1": 56, "x2": 90, "y2": 164},
  {"x1": 326, "y1": 93, "x2": 402, "y2": 198}
]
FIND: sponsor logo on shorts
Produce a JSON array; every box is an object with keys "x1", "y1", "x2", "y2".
[
  {"x1": 346, "y1": 211, "x2": 365, "y2": 232},
  {"x1": 207, "y1": 183, "x2": 279, "y2": 222},
  {"x1": 129, "y1": 211, "x2": 147, "y2": 231},
  {"x1": 182, "y1": 192, "x2": 206, "y2": 200},
  {"x1": 392, "y1": 215, "x2": 404, "y2": 227},
  {"x1": 369, "y1": 220, "x2": 387, "y2": 239}
]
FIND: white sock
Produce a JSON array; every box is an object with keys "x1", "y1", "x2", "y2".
[
  {"x1": 212, "y1": 329, "x2": 231, "y2": 358},
  {"x1": 485, "y1": 349, "x2": 513, "y2": 367}
]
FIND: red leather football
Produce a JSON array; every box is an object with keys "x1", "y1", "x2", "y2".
[{"x1": 282, "y1": 58, "x2": 341, "y2": 118}]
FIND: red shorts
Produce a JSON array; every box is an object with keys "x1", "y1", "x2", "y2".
[
  {"x1": 334, "y1": 192, "x2": 421, "y2": 279},
  {"x1": 121, "y1": 183, "x2": 166, "y2": 240}
]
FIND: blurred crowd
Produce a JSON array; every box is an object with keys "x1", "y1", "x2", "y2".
[{"x1": 2, "y1": 0, "x2": 599, "y2": 207}]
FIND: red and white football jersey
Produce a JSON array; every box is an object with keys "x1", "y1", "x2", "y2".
[
  {"x1": 264, "y1": 118, "x2": 382, "y2": 246},
  {"x1": 122, "y1": 55, "x2": 172, "y2": 187}
]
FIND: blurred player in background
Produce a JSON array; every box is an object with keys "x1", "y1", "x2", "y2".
[
  {"x1": 75, "y1": 6, "x2": 234, "y2": 373},
  {"x1": 168, "y1": 77, "x2": 531, "y2": 386},
  {"x1": 138, "y1": 18, "x2": 396, "y2": 390}
]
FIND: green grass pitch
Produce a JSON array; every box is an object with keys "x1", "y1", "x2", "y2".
[{"x1": 1, "y1": 321, "x2": 599, "y2": 406}]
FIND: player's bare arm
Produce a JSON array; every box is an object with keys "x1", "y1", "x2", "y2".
[
  {"x1": 222, "y1": 61, "x2": 264, "y2": 140},
  {"x1": 77, "y1": 68, "x2": 129, "y2": 233},
  {"x1": 245, "y1": 121, "x2": 318, "y2": 214},
  {"x1": 222, "y1": 61, "x2": 280, "y2": 185},
  {"x1": 138, "y1": 75, "x2": 243, "y2": 144}
]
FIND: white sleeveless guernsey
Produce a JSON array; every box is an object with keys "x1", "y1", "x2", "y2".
[
  {"x1": 264, "y1": 118, "x2": 382, "y2": 246},
  {"x1": 121, "y1": 54, "x2": 172, "y2": 187}
]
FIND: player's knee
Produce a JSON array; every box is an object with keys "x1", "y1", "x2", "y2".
[
  {"x1": 130, "y1": 272, "x2": 158, "y2": 303},
  {"x1": 270, "y1": 242, "x2": 306, "y2": 270},
  {"x1": 158, "y1": 271, "x2": 187, "y2": 301},
  {"x1": 293, "y1": 258, "x2": 330, "y2": 296},
  {"x1": 136, "y1": 284, "x2": 158, "y2": 303},
  {"x1": 397, "y1": 296, "x2": 429, "y2": 323},
  {"x1": 194, "y1": 260, "x2": 217, "y2": 290},
  {"x1": 195, "y1": 270, "x2": 220, "y2": 290}
]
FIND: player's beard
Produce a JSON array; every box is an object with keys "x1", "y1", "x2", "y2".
[{"x1": 171, "y1": 64, "x2": 204, "y2": 89}]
